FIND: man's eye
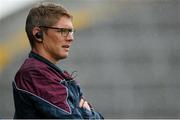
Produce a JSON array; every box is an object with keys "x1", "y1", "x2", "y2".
[{"x1": 57, "y1": 29, "x2": 68, "y2": 32}]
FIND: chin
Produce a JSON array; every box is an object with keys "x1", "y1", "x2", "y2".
[
  {"x1": 60, "y1": 56, "x2": 68, "y2": 60},
  {"x1": 59, "y1": 54, "x2": 68, "y2": 60}
]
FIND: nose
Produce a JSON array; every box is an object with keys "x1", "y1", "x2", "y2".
[{"x1": 66, "y1": 32, "x2": 74, "y2": 41}]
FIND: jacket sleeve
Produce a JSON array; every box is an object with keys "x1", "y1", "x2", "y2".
[
  {"x1": 80, "y1": 107, "x2": 104, "y2": 119},
  {"x1": 76, "y1": 83, "x2": 104, "y2": 119},
  {"x1": 14, "y1": 67, "x2": 103, "y2": 119},
  {"x1": 14, "y1": 68, "x2": 85, "y2": 119},
  {"x1": 30, "y1": 82, "x2": 104, "y2": 119},
  {"x1": 62, "y1": 70, "x2": 104, "y2": 119}
]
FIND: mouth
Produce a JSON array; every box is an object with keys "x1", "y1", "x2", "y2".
[
  {"x1": 62, "y1": 45, "x2": 70, "y2": 48},
  {"x1": 62, "y1": 45, "x2": 70, "y2": 51}
]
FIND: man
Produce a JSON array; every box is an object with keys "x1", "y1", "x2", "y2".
[{"x1": 12, "y1": 2, "x2": 103, "y2": 119}]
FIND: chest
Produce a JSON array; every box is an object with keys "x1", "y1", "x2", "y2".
[{"x1": 60, "y1": 79, "x2": 81, "y2": 107}]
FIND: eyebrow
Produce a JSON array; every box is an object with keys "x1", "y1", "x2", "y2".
[{"x1": 39, "y1": 26, "x2": 73, "y2": 29}]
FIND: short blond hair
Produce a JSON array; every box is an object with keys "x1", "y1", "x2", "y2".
[{"x1": 25, "y1": 2, "x2": 72, "y2": 47}]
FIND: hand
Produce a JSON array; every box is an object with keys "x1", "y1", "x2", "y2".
[{"x1": 79, "y1": 98, "x2": 91, "y2": 111}]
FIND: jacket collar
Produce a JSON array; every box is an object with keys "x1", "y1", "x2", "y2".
[{"x1": 29, "y1": 51, "x2": 73, "y2": 80}]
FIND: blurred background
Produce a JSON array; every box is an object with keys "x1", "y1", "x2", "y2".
[{"x1": 0, "y1": 0, "x2": 180, "y2": 118}]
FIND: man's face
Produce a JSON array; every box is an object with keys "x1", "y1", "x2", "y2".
[{"x1": 43, "y1": 16, "x2": 74, "y2": 62}]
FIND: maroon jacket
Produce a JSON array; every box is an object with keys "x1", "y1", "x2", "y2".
[{"x1": 13, "y1": 51, "x2": 103, "y2": 119}]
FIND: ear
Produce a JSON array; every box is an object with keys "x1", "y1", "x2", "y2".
[
  {"x1": 32, "y1": 27, "x2": 41, "y2": 36},
  {"x1": 33, "y1": 27, "x2": 43, "y2": 42}
]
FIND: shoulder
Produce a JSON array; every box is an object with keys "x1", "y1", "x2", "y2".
[
  {"x1": 15, "y1": 58, "x2": 47, "y2": 79},
  {"x1": 14, "y1": 57, "x2": 62, "y2": 88},
  {"x1": 17, "y1": 57, "x2": 61, "y2": 76},
  {"x1": 21, "y1": 57, "x2": 48, "y2": 70},
  {"x1": 14, "y1": 57, "x2": 67, "y2": 97}
]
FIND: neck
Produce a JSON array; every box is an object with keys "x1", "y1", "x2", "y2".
[{"x1": 32, "y1": 48, "x2": 59, "y2": 64}]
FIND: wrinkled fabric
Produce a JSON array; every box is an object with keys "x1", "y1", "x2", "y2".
[{"x1": 13, "y1": 51, "x2": 103, "y2": 119}]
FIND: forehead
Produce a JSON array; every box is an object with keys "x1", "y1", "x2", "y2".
[{"x1": 53, "y1": 16, "x2": 73, "y2": 28}]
